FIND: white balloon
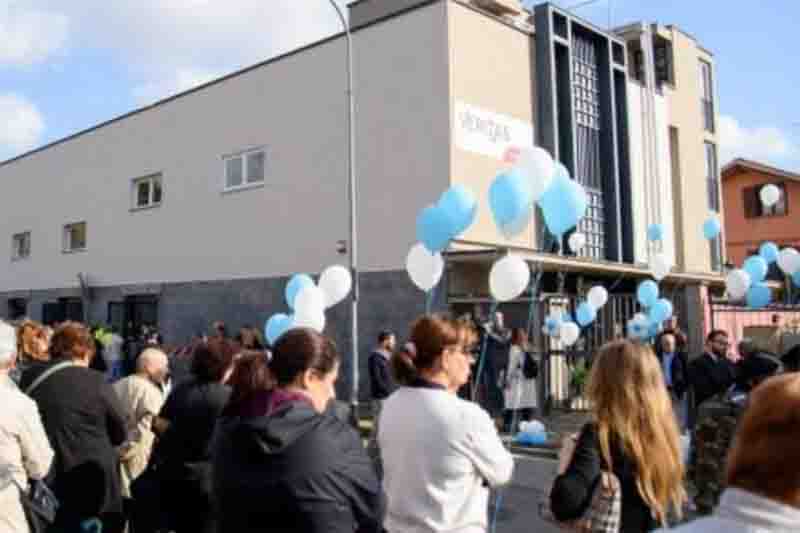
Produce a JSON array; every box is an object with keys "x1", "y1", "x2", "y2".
[
  {"x1": 568, "y1": 232, "x2": 586, "y2": 253},
  {"x1": 560, "y1": 322, "x2": 580, "y2": 346},
  {"x1": 293, "y1": 308, "x2": 326, "y2": 333},
  {"x1": 650, "y1": 252, "x2": 673, "y2": 281},
  {"x1": 760, "y1": 184, "x2": 781, "y2": 207},
  {"x1": 319, "y1": 265, "x2": 352, "y2": 308},
  {"x1": 587, "y1": 286, "x2": 608, "y2": 309},
  {"x1": 406, "y1": 243, "x2": 444, "y2": 292},
  {"x1": 516, "y1": 146, "x2": 555, "y2": 201},
  {"x1": 632, "y1": 313, "x2": 648, "y2": 325},
  {"x1": 489, "y1": 255, "x2": 531, "y2": 302},
  {"x1": 726, "y1": 269, "x2": 751, "y2": 300},
  {"x1": 294, "y1": 286, "x2": 326, "y2": 320},
  {"x1": 777, "y1": 247, "x2": 800, "y2": 275}
]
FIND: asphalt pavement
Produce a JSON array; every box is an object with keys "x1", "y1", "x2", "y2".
[{"x1": 490, "y1": 453, "x2": 562, "y2": 533}]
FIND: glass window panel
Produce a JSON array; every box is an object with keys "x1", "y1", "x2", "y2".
[
  {"x1": 152, "y1": 178, "x2": 163, "y2": 204},
  {"x1": 137, "y1": 180, "x2": 150, "y2": 207},
  {"x1": 225, "y1": 156, "x2": 243, "y2": 188},
  {"x1": 246, "y1": 151, "x2": 265, "y2": 183}
]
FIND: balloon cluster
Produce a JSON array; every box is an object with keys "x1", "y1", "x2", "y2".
[
  {"x1": 540, "y1": 286, "x2": 609, "y2": 347},
  {"x1": 726, "y1": 244, "x2": 800, "y2": 307},
  {"x1": 264, "y1": 265, "x2": 353, "y2": 346},
  {"x1": 513, "y1": 420, "x2": 547, "y2": 446},
  {"x1": 627, "y1": 279, "x2": 674, "y2": 341},
  {"x1": 491, "y1": 147, "x2": 588, "y2": 243},
  {"x1": 645, "y1": 223, "x2": 673, "y2": 281}
]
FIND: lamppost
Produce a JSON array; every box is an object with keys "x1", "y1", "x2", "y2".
[{"x1": 327, "y1": 0, "x2": 360, "y2": 423}]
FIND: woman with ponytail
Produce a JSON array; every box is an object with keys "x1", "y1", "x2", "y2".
[{"x1": 379, "y1": 315, "x2": 514, "y2": 533}]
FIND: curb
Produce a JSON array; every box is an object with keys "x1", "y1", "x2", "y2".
[{"x1": 509, "y1": 444, "x2": 559, "y2": 460}]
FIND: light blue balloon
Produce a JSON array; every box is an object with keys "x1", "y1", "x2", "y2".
[
  {"x1": 285, "y1": 274, "x2": 314, "y2": 309},
  {"x1": 438, "y1": 185, "x2": 477, "y2": 237},
  {"x1": 636, "y1": 280, "x2": 659, "y2": 308},
  {"x1": 647, "y1": 223, "x2": 664, "y2": 242},
  {"x1": 648, "y1": 298, "x2": 674, "y2": 324},
  {"x1": 703, "y1": 216, "x2": 721, "y2": 240},
  {"x1": 759, "y1": 242, "x2": 780, "y2": 264},
  {"x1": 627, "y1": 320, "x2": 647, "y2": 339},
  {"x1": 576, "y1": 302, "x2": 597, "y2": 327},
  {"x1": 489, "y1": 169, "x2": 534, "y2": 238},
  {"x1": 416, "y1": 204, "x2": 455, "y2": 253},
  {"x1": 265, "y1": 313, "x2": 293, "y2": 346},
  {"x1": 793, "y1": 270, "x2": 800, "y2": 288},
  {"x1": 743, "y1": 256, "x2": 768, "y2": 283},
  {"x1": 746, "y1": 283, "x2": 771, "y2": 309},
  {"x1": 537, "y1": 164, "x2": 588, "y2": 238},
  {"x1": 544, "y1": 316, "x2": 561, "y2": 336}
]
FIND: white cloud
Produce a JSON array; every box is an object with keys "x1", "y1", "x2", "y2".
[
  {"x1": 29, "y1": 1, "x2": 346, "y2": 103},
  {"x1": 719, "y1": 115, "x2": 794, "y2": 165},
  {"x1": 132, "y1": 67, "x2": 225, "y2": 106},
  {"x1": 0, "y1": 93, "x2": 45, "y2": 153},
  {"x1": 0, "y1": 1, "x2": 69, "y2": 66}
]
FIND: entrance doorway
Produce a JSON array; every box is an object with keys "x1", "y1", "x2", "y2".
[
  {"x1": 8, "y1": 298, "x2": 27, "y2": 320},
  {"x1": 108, "y1": 295, "x2": 159, "y2": 339}
]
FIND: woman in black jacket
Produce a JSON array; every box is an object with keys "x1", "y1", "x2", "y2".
[
  {"x1": 212, "y1": 328, "x2": 384, "y2": 533},
  {"x1": 20, "y1": 321, "x2": 128, "y2": 533},
  {"x1": 550, "y1": 340, "x2": 686, "y2": 532},
  {"x1": 147, "y1": 337, "x2": 238, "y2": 533}
]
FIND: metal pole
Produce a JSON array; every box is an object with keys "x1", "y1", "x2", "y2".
[{"x1": 327, "y1": 0, "x2": 360, "y2": 423}]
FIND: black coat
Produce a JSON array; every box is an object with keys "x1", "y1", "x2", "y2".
[
  {"x1": 212, "y1": 392, "x2": 385, "y2": 533},
  {"x1": 688, "y1": 352, "x2": 737, "y2": 408},
  {"x1": 550, "y1": 423, "x2": 658, "y2": 532},
  {"x1": 368, "y1": 350, "x2": 395, "y2": 400},
  {"x1": 655, "y1": 349, "x2": 689, "y2": 399},
  {"x1": 20, "y1": 360, "x2": 128, "y2": 528}
]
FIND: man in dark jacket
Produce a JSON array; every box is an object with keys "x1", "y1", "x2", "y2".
[
  {"x1": 656, "y1": 330, "x2": 689, "y2": 430},
  {"x1": 689, "y1": 329, "x2": 738, "y2": 409},
  {"x1": 368, "y1": 330, "x2": 396, "y2": 403},
  {"x1": 483, "y1": 312, "x2": 511, "y2": 417}
]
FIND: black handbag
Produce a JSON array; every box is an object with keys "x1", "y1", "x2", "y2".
[
  {"x1": 522, "y1": 351, "x2": 539, "y2": 380},
  {"x1": 13, "y1": 478, "x2": 59, "y2": 533}
]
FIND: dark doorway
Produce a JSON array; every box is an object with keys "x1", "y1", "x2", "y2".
[
  {"x1": 42, "y1": 298, "x2": 84, "y2": 326},
  {"x1": 8, "y1": 298, "x2": 27, "y2": 320},
  {"x1": 107, "y1": 295, "x2": 159, "y2": 339}
]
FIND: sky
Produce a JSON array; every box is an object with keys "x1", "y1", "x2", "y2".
[{"x1": 1, "y1": 0, "x2": 798, "y2": 171}]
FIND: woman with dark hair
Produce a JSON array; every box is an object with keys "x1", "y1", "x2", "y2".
[
  {"x1": 146, "y1": 337, "x2": 238, "y2": 533},
  {"x1": 379, "y1": 315, "x2": 514, "y2": 533},
  {"x1": 213, "y1": 328, "x2": 384, "y2": 533},
  {"x1": 20, "y1": 321, "x2": 128, "y2": 533}
]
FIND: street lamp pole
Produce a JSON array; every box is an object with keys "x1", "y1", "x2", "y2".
[{"x1": 327, "y1": 0, "x2": 360, "y2": 422}]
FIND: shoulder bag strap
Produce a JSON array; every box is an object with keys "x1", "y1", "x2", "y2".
[{"x1": 25, "y1": 361, "x2": 77, "y2": 396}]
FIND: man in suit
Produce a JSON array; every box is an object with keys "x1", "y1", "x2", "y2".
[
  {"x1": 689, "y1": 329, "x2": 738, "y2": 409},
  {"x1": 656, "y1": 330, "x2": 689, "y2": 430}
]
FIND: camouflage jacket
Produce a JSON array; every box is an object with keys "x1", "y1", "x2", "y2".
[{"x1": 688, "y1": 396, "x2": 745, "y2": 515}]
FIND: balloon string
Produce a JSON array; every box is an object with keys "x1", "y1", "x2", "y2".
[{"x1": 426, "y1": 282, "x2": 438, "y2": 315}]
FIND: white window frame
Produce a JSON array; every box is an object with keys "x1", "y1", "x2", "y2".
[
  {"x1": 62, "y1": 222, "x2": 87, "y2": 253},
  {"x1": 11, "y1": 231, "x2": 31, "y2": 261},
  {"x1": 132, "y1": 173, "x2": 163, "y2": 210},
  {"x1": 222, "y1": 147, "x2": 266, "y2": 192}
]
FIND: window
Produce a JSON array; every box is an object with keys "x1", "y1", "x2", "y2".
[
  {"x1": 699, "y1": 60, "x2": 715, "y2": 132},
  {"x1": 132, "y1": 174, "x2": 163, "y2": 209},
  {"x1": 63, "y1": 222, "x2": 87, "y2": 252},
  {"x1": 742, "y1": 183, "x2": 788, "y2": 218},
  {"x1": 11, "y1": 232, "x2": 30, "y2": 260},
  {"x1": 705, "y1": 142, "x2": 720, "y2": 212},
  {"x1": 224, "y1": 148, "x2": 266, "y2": 190}
]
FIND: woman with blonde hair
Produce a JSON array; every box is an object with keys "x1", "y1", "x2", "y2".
[
  {"x1": 550, "y1": 340, "x2": 686, "y2": 531},
  {"x1": 9, "y1": 320, "x2": 50, "y2": 384}
]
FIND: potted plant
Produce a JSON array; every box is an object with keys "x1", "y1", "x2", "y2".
[{"x1": 569, "y1": 359, "x2": 589, "y2": 408}]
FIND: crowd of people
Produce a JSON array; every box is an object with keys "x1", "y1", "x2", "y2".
[{"x1": 0, "y1": 311, "x2": 798, "y2": 533}]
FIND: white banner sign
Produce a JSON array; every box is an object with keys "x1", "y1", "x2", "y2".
[{"x1": 454, "y1": 101, "x2": 534, "y2": 160}]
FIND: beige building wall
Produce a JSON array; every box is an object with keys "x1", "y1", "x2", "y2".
[
  {"x1": 448, "y1": 1, "x2": 538, "y2": 250},
  {"x1": 661, "y1": 27, "x2": 722, "y2": 275}
]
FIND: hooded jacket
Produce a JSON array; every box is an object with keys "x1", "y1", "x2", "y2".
[{"x1": 212, "y1": 390, "x2": 385, "y2": 533}]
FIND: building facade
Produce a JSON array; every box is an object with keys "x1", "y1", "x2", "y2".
[
  {"x1": 0, "y1": 0, "x2": 723, "y2": 398},
  {"x1": 721, "y1": 158, "x2": 800, "y2": 268}
]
